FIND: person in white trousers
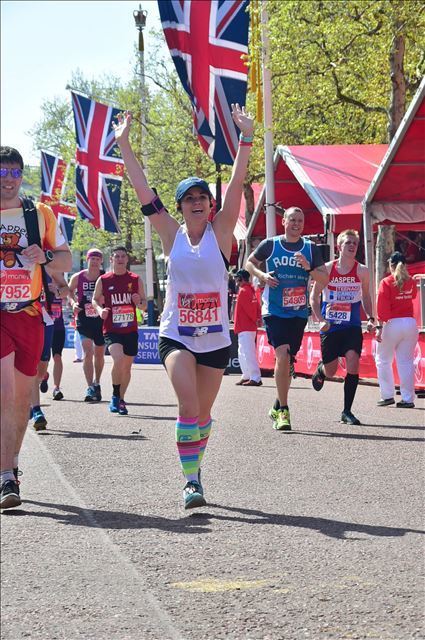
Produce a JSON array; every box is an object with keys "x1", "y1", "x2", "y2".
[
  {"x1": 233, "y1": 270, "x2": 262, "y2": 386},
  {"x1": 375, "y1": 251, "x2": 419, "y2": 408}
]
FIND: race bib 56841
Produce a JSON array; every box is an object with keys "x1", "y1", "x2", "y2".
[{"x1": 177, "y1": 291, "x2": 223, "y2": 337}]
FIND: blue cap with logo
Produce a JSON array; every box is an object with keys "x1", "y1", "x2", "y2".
[{"x1": 175, "y1": 177, "x2": 213, "y2": 203}]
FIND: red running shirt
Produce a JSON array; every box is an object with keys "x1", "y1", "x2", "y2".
[{"x1": 100, "y1": 271, "x2": 139, "y2": 334}]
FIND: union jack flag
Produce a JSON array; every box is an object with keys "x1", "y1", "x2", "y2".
[
  {"x1": 40, "y1": 150, "x2": 77, "y2": 244},
  {"x1": 158, "y1": 0, "x2": 249, "y2": 166},
  {"x1": 70, "y1": 91, "x2": 124, "y2": 232}
]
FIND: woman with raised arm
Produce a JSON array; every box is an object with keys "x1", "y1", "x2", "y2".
[{"x1": 114, "y1": 106, "x2": 254, "y2": 509}]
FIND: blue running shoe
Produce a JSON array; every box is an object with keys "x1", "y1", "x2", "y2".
[
  {"x1": 118, "y1": 399, "x2": 128, "y2": 415},
  {"x1": 109, "y1": 396, "x2": 120, "y2": 413},
  {"x1": 183, "y1": 481, "x2": 206, "y2": 509},
  {"x1": 32, "y1": 409, "x2": 47, "y2": 431},
  {"x1": 84, "y1": 386, "x2": 96, "y2": 402}
]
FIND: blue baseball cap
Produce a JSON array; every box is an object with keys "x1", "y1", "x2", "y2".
[{"x1": 175, "y1": 177, "x2": 213, "y2": 203}]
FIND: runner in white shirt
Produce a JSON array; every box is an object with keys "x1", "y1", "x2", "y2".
[{"x1": 114, "y1": 106, "x2": 254, "y2": 509}]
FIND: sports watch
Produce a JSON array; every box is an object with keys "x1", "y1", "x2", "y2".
[{"x1": 41, "y1": 250, "x2": 54, "y2": 265}]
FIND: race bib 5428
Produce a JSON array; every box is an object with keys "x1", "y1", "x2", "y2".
[{"x1": 325, "y1": 302, "x2": 351, "y2": 323}]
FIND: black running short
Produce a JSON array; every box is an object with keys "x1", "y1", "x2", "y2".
[
  {"x1": 158, "y1": 336, "x2": 230, "y2": 369},
  {"x1": 40, "y1": 324, "x2": 54, "y2": 362},
  {"x1": 104, "y1": 332, "x2": 139, "y2": 357},
  {"x1": 263, "y1": 315, "x2": 307, "y2": 356},
  {"x1": 77, "y1": 318, "x2": 105, "y2": 346},
  {"x1": 51, "y1": 328, "x2": 65, "y2": 357},
  {"x1": 320, "y1": 326, "x2": 363, "y2": 364}
]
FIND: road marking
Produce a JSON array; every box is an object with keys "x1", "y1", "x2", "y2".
[
  {"x1": 170, "y1": 578, "x2": 270, "y2": 592},
  {"x1": 25, "y1": 430, "x2": 184, "y2": 640}
]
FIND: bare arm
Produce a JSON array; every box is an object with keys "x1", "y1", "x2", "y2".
[
  {"x1": 21, "y1": 242, "x2": 72, "y2": 273},
  {"x1": 67, "y1": 273, "x2": 82, "y2": 313},
  {"x1": 92, "y1": 277, "x2": 108, "y2": 320},
  {"x1": 47, "y1": 270, "x2": 70, "y2": 299},
  {"x1": 309, "y1": 263, "x2": 329, "y2": 288},
  {"x1": 359, "y1": 265, "x2": 374, "y2": 331},
  {"x1": 213, "y1": 105, "x2": 254, "y2": 259},
  {"x1": 113, "y1": 111, "x2": 179, "y2": 254},
  {"x1": 245, "y1": 252, "x2": 279, "y2": 289},
  {"x1": 131, "y1": 277, "x2": 147, "y2": 312}
]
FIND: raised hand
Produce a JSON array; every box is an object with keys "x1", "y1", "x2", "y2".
[
  {"x1": 231, "y1": 103, "x2": 254, "y2": 138},
  {"x1": 112, "y1": 110, "x2": 132, "y2": 144}
]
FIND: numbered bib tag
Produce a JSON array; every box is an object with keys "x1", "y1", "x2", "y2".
[
  {"x1": 51, "y1": 302, "x2": 62, "y2": 319},
  {"x1": 84, "y1": 303, "x2": 98, "y2": 318},
  {"x1": 282, "y1": 286, "x2": 306, "y2": 308},
  {"x1": 0, "y1": 269, "x2": 32, "y2": 311},
  {"x1": 177, "y1": 292, "x2": 223, "y2": 337},
  {"x1": 325, "y1": 302, "x2": 351, "y2": 323},
  {"x1": 112, "y1": 304, "x2": 134, "y2": 327}
]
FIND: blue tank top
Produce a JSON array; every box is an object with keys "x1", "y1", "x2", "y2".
[{"x1": 262, "y1": 237, "x2": 313, "y2": 319}]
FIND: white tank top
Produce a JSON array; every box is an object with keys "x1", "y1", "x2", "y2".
[{"x1": 159, "y1": 223, "x2": 230, "y2": 352}]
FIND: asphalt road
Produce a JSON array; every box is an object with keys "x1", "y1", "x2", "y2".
[{"x1": 1, "y1": 350, "x2": 424, "y2": 640}]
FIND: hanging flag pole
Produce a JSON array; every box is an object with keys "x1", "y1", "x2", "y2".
[
  {"x1": 134, "y1": 5, "x2": 155, "y2": 326},
  {"x1": 261, "y1": 1, "x2": 276, "y2": 238}
]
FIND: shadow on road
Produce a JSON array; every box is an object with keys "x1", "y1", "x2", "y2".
[
  {"x1": 204, "y1": 504, "x2": 425, "y2": 540},
  {"x1": 294, "y1": 429, "x2": 424, "y2": 442},
  {"x1": 37, "y1": 430, "x2": 148, "y2": 441},
  {"x1": 6, "y1": 500, "x2": 212, "y2": 534},
  {"x1": 6, "y1": 500, "x2": 424, "y2": 542}
]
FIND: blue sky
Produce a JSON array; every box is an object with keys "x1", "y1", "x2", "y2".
[{"x1": 1, "y1": 0, "x2": 163, "y2": 165}]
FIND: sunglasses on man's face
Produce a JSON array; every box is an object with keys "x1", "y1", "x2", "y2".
[{"x1": 0, "y1": 168, "x2": 23, "y2": 178}]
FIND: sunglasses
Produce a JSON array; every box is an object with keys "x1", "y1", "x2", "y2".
[{"x1": 0, "y1": 168, "x2": 23, "y2": 178}]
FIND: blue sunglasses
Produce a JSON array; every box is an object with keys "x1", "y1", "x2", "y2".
[{"x1": 0, "y1": 168, "x2": 23, "y2": 178}]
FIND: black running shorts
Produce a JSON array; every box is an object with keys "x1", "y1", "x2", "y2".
[
  {"x1": 104, "y1": 332, "x2": 139, "y2": 357},
  {"x1": 320, "y1": 326, "x2": 363, "y2": 364},
  {"x1": 77, "y1": 318, "x2": 105, "y2": 346},
  {"x1": 263, "y1": 315, "x2": 307, "y2": 356},
  {"x1": 40, "y1": 324, "x2": 54, "y2": 362},
  {"x1": 51, "y1": 328, "x2": 65, "y2": 357},
  {"x1": 158, "y1": 336, "x2": 230, "y2": 369}
]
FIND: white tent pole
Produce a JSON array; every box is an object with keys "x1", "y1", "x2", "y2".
[
  {"x1": 261, "y1": 1, "x2": 276, "y2": 238},
  {"x1": 363, "y1": 203, "x2": 376, "y2": 316}
]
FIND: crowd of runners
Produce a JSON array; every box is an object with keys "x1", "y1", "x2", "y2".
[{"x1": 0, "y1": 105, "x2": 420, "y2": 512}]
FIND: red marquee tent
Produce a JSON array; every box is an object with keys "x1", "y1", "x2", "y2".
[{"x1": 246, "y1": 143, "x2": 388, "y2": 245}]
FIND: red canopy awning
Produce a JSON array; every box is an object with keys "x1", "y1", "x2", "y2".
[
  {"x1": 364, "y1": 78, "x2": 425, "y2": 231},
  {"x1": 247, "y1": 143, "x2": 388, "y2": 241}
]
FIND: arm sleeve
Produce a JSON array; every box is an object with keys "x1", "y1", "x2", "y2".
[
  {"x1": 39, "y1": 203, "x2": 67, "y2": 250},
  {"x1": 253, "y1": 239, "x2": 274, "y2": 262}
]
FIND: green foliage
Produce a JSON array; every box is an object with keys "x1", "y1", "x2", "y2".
[{"x1": 264, "y1": 0, "x2": 425, "y2": 145}]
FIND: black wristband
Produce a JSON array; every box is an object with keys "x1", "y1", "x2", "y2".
[{"x1": 141, "y1": 195, "x2": 166, "y2": 217}]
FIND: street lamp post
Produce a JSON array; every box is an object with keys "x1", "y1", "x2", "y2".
[{"x1": 133, "y1": 5, "x2": 155, "y2": 326}]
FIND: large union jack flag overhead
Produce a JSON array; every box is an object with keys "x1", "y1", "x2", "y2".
[
  {"x1": 40, "y1": 150, "x2": 77, "y2": 244},
  {"x1": 70, "y1": 91, "x2": 124, "y2": 232},
  {"x1": 158, "y1": 0, "x2": 249, "y2": 166}
]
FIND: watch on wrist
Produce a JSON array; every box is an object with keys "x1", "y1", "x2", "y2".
[
  {"x1": 367, "y1": 316, "x2": 375, "y2": 322},
  {"x1": 42, "y1": 250, "x2": 54, "y2": 265}
]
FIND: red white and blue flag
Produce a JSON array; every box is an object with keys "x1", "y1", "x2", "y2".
[
  {"x1": 158, "y1": 0, "x2": 249, "y2": 165},
  {"x1": 70, "y1": 91, "x2": 124, "y2": 232},
  {"x1": 40, "y1": 150, "x2": 77, "y2": 244}
]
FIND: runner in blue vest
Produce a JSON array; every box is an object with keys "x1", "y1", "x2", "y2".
[{"x1": 246, "y1": 207, "x2": 328, "y2": 431}]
